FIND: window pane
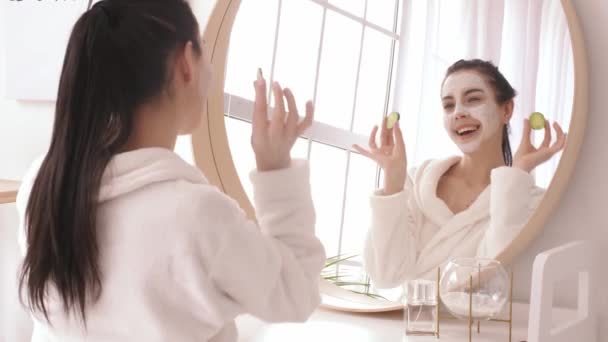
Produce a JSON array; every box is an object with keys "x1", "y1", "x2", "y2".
[
  {"x1": 225, "y1": 118, "x2": 256, "y2": 200},
  {"x1": 340, "y1": 153, "x2": 378, "y2": 256},
  {"x1": 352, "y1": 27, "x2": 394, "y2": 135},
  {"x1": 329, "y1": 0, "x2": 365, "y2": 17},
  {"x1": 366, "y1": 0, "x2": 398, "y2": 31},
  {"x1": 315, "y1": 11, "x2": 362, "y2": 130},
  {"x1": 225, "y1": 0, "x2": 278, "y2": 101},
  {"x1": 292, "y1": 138, "x2": 310, "y2": 160},
  {"x1": 273, "y1": 0, "x2": 323, "y2": 107},
  {"x1": 309, "y1": 143, "x2": 347, "y2": 258}
]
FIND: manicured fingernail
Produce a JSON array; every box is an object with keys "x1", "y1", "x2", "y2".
[{"x1": 257, "y1": 68, "x2": 263, "y2": 81}]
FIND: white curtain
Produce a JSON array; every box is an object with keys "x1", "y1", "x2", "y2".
[
  {"x1": 392, "y1": 0, "x2": 573, "y2": 187},
  {"x1": 533, "y1": 0, "x2": 574, "y2": 188}
]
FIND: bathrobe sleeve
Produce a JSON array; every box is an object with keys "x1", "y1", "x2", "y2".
[
  {"x1": 363, "y1": 170, "x2": 423, "y2": 289},
  {"x1": 181, "y1": 159, "x2": 325, "y2": 323},
  {"x1": 480, "y1": 166, "x2": 545, "y2": 256}
]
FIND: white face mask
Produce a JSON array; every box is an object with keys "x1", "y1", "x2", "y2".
[{"x1": 441, "y1": 72, "x2": 503, "y2": 154}]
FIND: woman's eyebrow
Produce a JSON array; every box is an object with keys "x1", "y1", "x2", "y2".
[
  {"x1": 463, "y1": 88, "x2": 484, "y2": 96},
  {"x1": 442, "y1": 88, "x2": 484, "y2": 101}
]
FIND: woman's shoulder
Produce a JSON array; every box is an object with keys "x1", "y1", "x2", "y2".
[{"x1": 173, "y1": 180, "x2": 245, "y2": 222}]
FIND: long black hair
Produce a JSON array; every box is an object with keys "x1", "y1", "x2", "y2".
[
  {"x1": 19, "y1": 0, "x2": 201, "y2": 324},
  {"x1": 443, "y1": 59, "x2": 517, "y2": 166}
]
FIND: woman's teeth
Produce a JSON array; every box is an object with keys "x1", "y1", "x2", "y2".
[{"x1": 456, "y1": 126, "x2": 480, "y2": 136}]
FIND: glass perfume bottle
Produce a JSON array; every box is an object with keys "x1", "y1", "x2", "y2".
[{"x1": 405, "y1": 279, "x2": 437, "y2": 336}]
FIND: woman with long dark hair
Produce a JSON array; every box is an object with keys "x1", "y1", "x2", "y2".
[
  {"x1": 356, "y1": 59, "x2": 566, "y2": 286},
  {"x1": 16, "y1": 1, "x2": 324, "y2": 340}
]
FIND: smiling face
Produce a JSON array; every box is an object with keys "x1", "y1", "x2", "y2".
[{"x1": 441, "y1": 71, "x2": 507, "y2": 154}]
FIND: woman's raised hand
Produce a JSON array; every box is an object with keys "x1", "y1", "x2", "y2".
[
  {"x1": 353, "y1": 118, "x2": 407, "y2": 196},
  {"x1": 251, "y1": 69, "x2": 314, "y2": 172},
  {"x1": 513, "y1": 119, "x2": 567, "y2": 173}
]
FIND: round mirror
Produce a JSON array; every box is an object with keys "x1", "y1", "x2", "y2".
[{"x1": 192, "y1": 0, "x2": 587, "y2": 311}]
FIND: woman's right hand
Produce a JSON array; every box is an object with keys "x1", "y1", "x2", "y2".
[
  {"x1": 353, "y1": 118, "x2": 407, "y2": 195},
  {"x1": 251, "y1": 70, "x2": 314, "y2": 172}
]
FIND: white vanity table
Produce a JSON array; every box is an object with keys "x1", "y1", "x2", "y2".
[{"x1": 235, "y1": 302, "x2": 576, "y2": 342}]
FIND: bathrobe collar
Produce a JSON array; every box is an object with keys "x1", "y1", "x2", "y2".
[
  {"x1": 411, "y1": 156, "x2": 491, "y2": 276},
  {"x1": 100, "y1": 147, "x2": 207, "y2": 203}
]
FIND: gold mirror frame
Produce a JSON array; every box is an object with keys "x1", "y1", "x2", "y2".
[{"x1": 191, "y1": 0, "x2": 588, "y2": 310}]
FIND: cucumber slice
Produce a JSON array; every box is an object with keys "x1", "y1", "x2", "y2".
[
  {"x1": 529, "y1": 112, "x2": 545, "y2": 130},
  {"x1": 386, "y1": 112, "x2": 400, "y2": 129}
]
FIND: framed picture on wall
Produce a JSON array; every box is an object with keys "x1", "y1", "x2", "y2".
[{"x1": 1, "y1": 0, "x2": 88, "y2": 101}]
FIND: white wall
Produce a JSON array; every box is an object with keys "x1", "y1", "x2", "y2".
[{"x1": 1, "y1": 0, "x2": 607, "y2": 340}]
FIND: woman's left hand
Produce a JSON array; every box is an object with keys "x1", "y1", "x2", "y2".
[{"x1": 513, "y1": 118, "x2": 567, "y2": 173}]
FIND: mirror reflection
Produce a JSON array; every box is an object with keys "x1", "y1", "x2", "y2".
[{"x1": 222, "y1": 0, "x2": 574, "y2": 299}]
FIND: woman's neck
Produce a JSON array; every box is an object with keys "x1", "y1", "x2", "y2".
[
  {"x1": 120, "y1": 100, "x2": 178, "y2": 152},
  {"x1": 454, "y1": 151, "x2": 506, "y2": 187}
]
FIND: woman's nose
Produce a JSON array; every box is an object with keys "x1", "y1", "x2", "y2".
[
  {"x1": 454, "y1": 112, "x2": 468, "y2": 120},
  {"x1": 453, "y1": 104, "x2": 468, "y2": 119}
]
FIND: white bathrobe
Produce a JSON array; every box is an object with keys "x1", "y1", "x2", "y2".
[
  {"x1": 363, "y1": 156, "x2": 544, "y2": 288},
  {"x1": 16, "y1": 147, "x2": 325, "y2": 342}
]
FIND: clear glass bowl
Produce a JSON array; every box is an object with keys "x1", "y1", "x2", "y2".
[{"x1": 439, "y1": 258, "x2": 509, "y2": 320}]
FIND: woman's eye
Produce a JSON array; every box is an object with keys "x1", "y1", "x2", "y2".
[
  {"x1": 468, "y1": 97, "x2": 480, "y2": 103},
  {"x1": 443, "y1": 103, "x2": 454, "y2": 111}
]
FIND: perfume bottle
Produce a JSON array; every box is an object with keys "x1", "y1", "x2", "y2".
[{"x1": 405, "y1": 279, "x2": 437, "y2": 336}]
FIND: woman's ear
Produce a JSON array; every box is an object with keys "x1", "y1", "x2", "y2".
[
  {"x1": 503, "y1": 99, "x2": 514, "y2": 123},
  {"x1": 177, "y1": 41, "x2": 196, "y2": 84}
]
